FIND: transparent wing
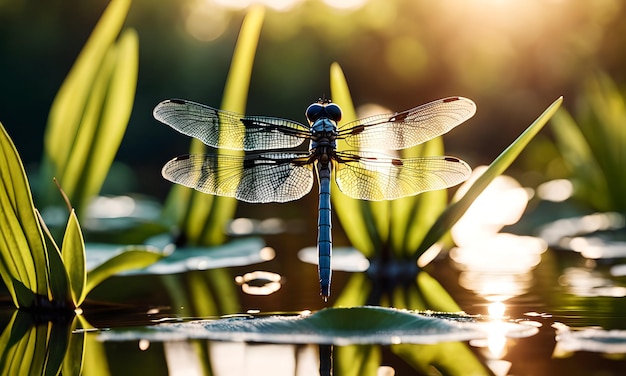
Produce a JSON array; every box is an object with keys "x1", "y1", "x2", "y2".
[
  {"x1": 154, "y1": 99, "x2": 311, "y2": 151},
  {"x1": 334, "y1": 151, "x2": 471, "y2": 201},
  {"x1": 162, "y1": 152, "x2": 314, "y2": 203},
  {"x1": 337, "y1": 97, "x2": 476, "y2": 150}
]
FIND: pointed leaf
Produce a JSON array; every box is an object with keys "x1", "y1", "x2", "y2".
[
  {"x1": 168, "y1": 6, "x2": 265, "y2": 246},
  {"x1": 69, "y1": 28, "x2": 139, "y2": 211},
  {"x1": 417, "y1": 97, "x2": 563, "y2": 255},
  {"x1": 61, "y1": 210, "x2": 86, "y2": 306},
  {"x1": 36, "y1": 210, "x2": 72, "y2": 308},
  {"x1": 329, "y1": 62, "x2": 382, "y2": 256},
  {"x1": 0, "y1": 122, "x2": 48, "y2": 307},
  {"x1": 44, "y1": 0, "x2": 132, "y2": 200}
]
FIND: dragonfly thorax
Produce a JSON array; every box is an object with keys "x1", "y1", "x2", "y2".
[{"x1": 309, "y1": 118, "x2": 338, "y2": 154}]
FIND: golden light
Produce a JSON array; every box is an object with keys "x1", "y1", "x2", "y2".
[
  {"x1": 184, "y1": 0, "x2": 230, "y2": 42},
  {"x1": 452, "y1": 166, "x2": 529, "y2": 247},
  {"x1": 235, "y1": 270, "x2": 283, "y2": 295},
  {"x1": 321, "y1": 0, "x2": 369, "y2": 11},
  {"x1": 451, "y1": 167, "x2": 547, "y2": 303},
  {"x1": 210, "y1": 0, "x2": 304, "y2": 11}
]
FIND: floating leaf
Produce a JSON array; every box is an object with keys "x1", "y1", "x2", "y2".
[
  {"x1": 85, "y1": 246, "x2": 164, "y2": 295},
  {"x1": 85, "y1": 237, "x2": 268, "y2": 275},
  {"x1": 100, "y1": 306, "x2": 538, "y2": 345}
]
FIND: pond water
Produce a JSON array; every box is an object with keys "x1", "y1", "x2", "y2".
[{"x1": 2, "y1": 209, "x2": 626, "y2": 375}]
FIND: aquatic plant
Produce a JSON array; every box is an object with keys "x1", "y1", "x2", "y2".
[
  {"x1": 327, "y1": 63, "x2": 561, "y2": 374},
  {"x1": 39, "y1": 0, "x2": 138, "y2": 215},
  {"x1": 329, "y1": 63, "x2": 562, "y2": 308},
  {"x1": 0, "y1": 121, "x2": 163, "y2": 310},
  {"x1": 549, "y1": 72, "x2": 626, "y2": 212}
]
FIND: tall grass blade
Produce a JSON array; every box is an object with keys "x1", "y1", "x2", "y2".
[
  {"x1": 329, "y1": 62, "x2": 381, "y2": 256},
  {"x1": 168, "y1": 6, "x2": 265, "y2": 246},
  {"x1": 42, "y1": 0, "x2": 135, "y2": 212},
  {"x1": 0, "y1": 122, "x2": 48, "y2": 308},
  {"x1": 417, "y1": 97, "x2": 563, "y2": 255}
]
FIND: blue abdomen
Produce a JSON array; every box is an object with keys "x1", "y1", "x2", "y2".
[{"x1": 317, "y1": 163, "x2": 332, "y2": 299}]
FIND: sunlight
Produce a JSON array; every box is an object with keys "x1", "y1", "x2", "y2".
[
  {"x1": 452, "y1": 166, "x2": 529, "y2": 247},
  {"x1": 536, "y1": 179, "x2": 573, "y2": 202},
  {"x1": 321, "y1": 0, "x2": 369, "y2": 11},
  {"x1": 235, "y1": 270, "x2": 283, "y2": 295},
  {"x1": 184, "y1": 0, "x2": 230, "y2": 42},
  {"x1": 211, "y1": 0, "x2": 303, "y2": 11}
]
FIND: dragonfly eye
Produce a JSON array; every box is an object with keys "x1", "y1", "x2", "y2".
[
  {"x1": 324, "y1": 103, "x2": 342, "y2": 122},
  {"x1": 306, "y1": 103, "x2": 325, "y2": 122}
]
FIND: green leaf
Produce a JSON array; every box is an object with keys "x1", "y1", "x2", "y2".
[
  {"x1": 42, "y1": 0, "x2": 134, "y2": 212},
  {"x1": 100, "y1": 306, "x2": 538, "y2": 345},
  {"x1": 0, "y1": 122, "x2": 48, "y2": 308},
  {"x1": 62, "y1": 316, "x2": 86, "y2": 376},
  {"x1": 168, "y1": 6, "x2": 265, "y2": 246},
  {"x1": 416, "y1": 96, "x2": 563, "y2": 255},
  {"x1": 61, "y1": 210, "x2": 87, "y2": 306},
  {"x1": 393, "y1": 342, "x2": 490, "y2": 376},
  {"x1": 391, "y1": 138, "x2": 448, "y2": 258},
  {"x1": 85, "y1": 246, "x2": 164, "y2": 295},
  {"x1": 335, "y1": 345, "x2": 381, "y2": 376},
  {"x1": 0, "y1": 312, "x2": 75, "y2": 376},
  {"x1": 333, "y1": 273, "x2": 372, "y2": 307},
  {"x1": 35, "y1": 209, "x2": 72, "y2": 308},
  {"x1": 70, "y1": 29, "x2": 139, "y2": 211},
  {"x1": 550, "y1": 108, "x2": 610, "y2": 210},
  {"x1": 329, "y1": 62, "x2": 382, "y2": 256}
]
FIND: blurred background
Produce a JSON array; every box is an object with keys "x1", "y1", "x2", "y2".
[{"x1": 1, "y1": 0, "x2": 624, "y2": 201}]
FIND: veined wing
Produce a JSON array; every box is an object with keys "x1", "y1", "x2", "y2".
[
  {"x1": 334, "y1": 151, "x2": 471, "y2": 201},
  {"x1": 154, "y1": 99, "x2": 311, "y2": 151},
  {"x1": 162, "y1": 152, "x2": 314, "y2": 203},
  {"x1": 337, "y1": 97, "x2": 476, "y2": 150}
]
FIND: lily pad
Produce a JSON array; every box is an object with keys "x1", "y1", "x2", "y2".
[
  {"x1": 99, "y1": 306, "x2": 538, "y2": 345},
  {"x1": 85, "y1": 237, "x2": 271, "y2": 275}
]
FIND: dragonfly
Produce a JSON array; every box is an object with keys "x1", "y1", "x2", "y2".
[{"x1": 154, "y1": 96, "x2": 476, "y2": 300}]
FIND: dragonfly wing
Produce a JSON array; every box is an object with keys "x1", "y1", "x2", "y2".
[
  {"x1": 154, "y1": 99, "x2": 310, "y2": 151},
  {"x1": 162, "y1": 152, "x2": 314, "y2": 203},
  {"x1": 338, "y1": 97, "x2": 476, "y2": 150},
  {"x1": 335, "y1": 151, "x2": 471, "y2": 201}
]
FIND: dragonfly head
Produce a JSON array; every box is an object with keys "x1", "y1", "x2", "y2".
[{"x1": 305, "y1": 100, "x2": 343, "y2": 124}]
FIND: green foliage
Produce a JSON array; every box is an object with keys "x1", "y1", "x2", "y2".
[
  {"x1": 162, "y1": 6, "x2": 265, "y2": 247},
  {"x1": 0, "y1": 122, "x2": 49, "y2": 308},
  {"x1": 550, "y1": 72, "x2": 626, "y2": 211},
  {"x1": 85, "y1": 246, "x2": 163, "y2": 295},
  {"x1": 41, "y1": 0, "x2": 138, "y2": 214},
  {"x1": 330, "y1": 63, "x2": 449, "y2": 258},
  {"x1": 330, "y1": 62, "x2": 562, "y2": 268},
  {"x1": 327, "y1": 65, "x2": 562, "y2": 375},
  {"x1": 0, "y1": 121, "x2": 164, "y2": 310},
  {"x1": 417, "y1": 96, "x2": 563, "y2": 255},
  {"x1": 0, "y1": 311, "x2": 87, "y2": 376}
]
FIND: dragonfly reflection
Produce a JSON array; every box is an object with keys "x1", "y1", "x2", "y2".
[{"x1": 154, "y1": 97, "x2": 476, "y2": 300}]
